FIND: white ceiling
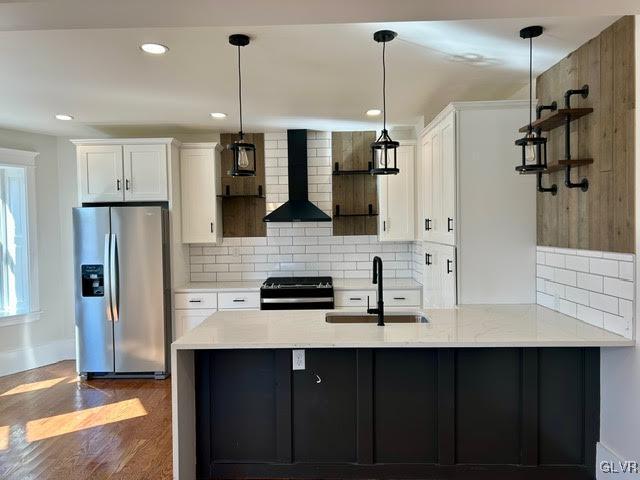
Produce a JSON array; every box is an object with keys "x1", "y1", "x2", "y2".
[{"x1": 0, "y1": 13, "x2": 621, "y2": 136}]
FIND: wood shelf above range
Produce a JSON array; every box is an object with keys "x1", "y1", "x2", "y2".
[{"x1": 518, "y1": 108, "x2": 593, "y2": 132}]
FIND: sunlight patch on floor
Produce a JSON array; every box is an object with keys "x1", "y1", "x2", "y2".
[
  {"x1": 25, "y1": 398, "x2": 147, "y2": 442},
  {"x1": 0, "y1": 377, "x2": 69, "y2": 396},
  {"x1": 0, "y1": 425, "x2": 9, "y2": 450}
]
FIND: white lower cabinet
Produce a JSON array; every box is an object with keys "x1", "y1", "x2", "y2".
[
  {"x1": 423, "y1": 242, "x2": 457, "y2": 308},
  {"x1": 175, "y1": 308, "x2": 216, "y2": 339},
  {"x1": 335, "y1": 289, "x2": 421, "y2": 309}
]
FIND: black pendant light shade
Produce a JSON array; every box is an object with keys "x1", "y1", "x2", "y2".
[
  {"x1": 370, "y1": 30, "x2": 400, "y2": 175},
  {"x1": 514, "y1": 25, "x2": 548, "y2": 174},
  {"x1": 227, "y1": 34, "x2": 256, "y2": 177}
]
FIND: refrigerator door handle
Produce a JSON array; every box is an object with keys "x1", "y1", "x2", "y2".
[
  {"x1": 110, "y1": 233, "x2": 119, "y2": 322},
  {"x1": 104, "y1": 234, "x2": 113, "y2": 322}
]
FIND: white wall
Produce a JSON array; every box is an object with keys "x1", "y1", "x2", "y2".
[
  {"x1": 597, "y1": 15, "x2": 640, "y2": 476},
  {"x1": 0, "y1": 128, "x2": 74, "y2": 376}
]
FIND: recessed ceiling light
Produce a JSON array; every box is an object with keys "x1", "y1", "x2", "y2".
[
  {"x1": 140, "y1": 43, "x2": 169, "y2": 55},
  {"x1": 210, "y1": 112, "x2": 227, "y2": 119},
  {"x1": 55, "y1": 114, "x2": 74, "y2": 121},
  {"x1": 366, "y1": 109, "x2": 382, "y2": 116}
]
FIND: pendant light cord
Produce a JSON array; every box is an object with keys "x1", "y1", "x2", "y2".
[
  {"x1": 382, "y1": 41, "x2": 387, "y2": 132},
  {"x1": 237, "y1": 44, "x2": 243, "y2": 138},
  {"x1": 529, "y1": 36, "x2": 533, "y2": 132}
]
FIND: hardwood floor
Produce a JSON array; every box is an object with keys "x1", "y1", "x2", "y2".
[{"x1": 0, "y1": 361, "x2": 172, "y2": 480}]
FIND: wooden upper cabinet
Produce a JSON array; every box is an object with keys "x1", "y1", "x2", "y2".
[
  {"x1": 180, "y1": 143, "x2": 222, "y2": 244},
  {"x1": 75, "y1": 140, "x2": 171, "y2": 204},
  {"x1": 378, "y1": 141, "x2": 415, "y2": 242},
  {"x1": 123, "y1": 144, "x2": 168, "y2": 201},
  {"x1": 77, "y1": 145, "x2": 124, "y2": 203}
]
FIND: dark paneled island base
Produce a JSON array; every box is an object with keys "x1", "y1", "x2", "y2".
[{"x1": 194, "y1": 348, "x2": 599, "y2": 480}]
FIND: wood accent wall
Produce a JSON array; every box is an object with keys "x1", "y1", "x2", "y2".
[
  {"x1": 220, "y1": 133, "x2": 267, "y2": 237},
  {"x1": 331, "y1": 131, "x2": 378, "y2": 236},
  {"x1": 536, "y1": 16, "x2": 635, "y2": 253}
]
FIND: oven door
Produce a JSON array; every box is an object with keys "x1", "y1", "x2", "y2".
[{"x1": 260, "y1": 288, "x2": 334, "y2": 310}]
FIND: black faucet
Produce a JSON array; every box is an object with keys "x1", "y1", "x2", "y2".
[{"x1": 367, "y1": 256, "x2": 384, "y2": 326}]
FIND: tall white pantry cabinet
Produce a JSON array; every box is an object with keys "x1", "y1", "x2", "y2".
[{"x1": 417, "y1": 101, "x2": 537, "y2": 307}]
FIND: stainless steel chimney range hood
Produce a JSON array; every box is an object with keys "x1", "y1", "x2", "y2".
[{"x1": 263, "y1": 129, "x2": 332, "y2": 223}]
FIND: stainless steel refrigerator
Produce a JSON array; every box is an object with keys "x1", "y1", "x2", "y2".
[{"x1": 73, "y1": 206, "x2": 171, "y2": 379}]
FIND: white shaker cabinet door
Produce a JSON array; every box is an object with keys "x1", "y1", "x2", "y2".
[
  {"x1": 123, "y1": 144, "x2": 168, "y2": 201},
  {"x1": 77, "y1": 145, "x2": 124, "y2": 203},
  {"x1": 180, "y1": 147, "x2": 221, "y2": 243},
  {"x1": 437, "y1": 111, "x2": 456, "y2": 246},
  {"x1": 378, "y1": 142, "x2": 415, "y2": 241},
  {"x1": 423, "y1": 242, "x2": 456, "y2": 308}
]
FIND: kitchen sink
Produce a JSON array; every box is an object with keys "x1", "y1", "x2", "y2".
[{"x1": 325, "y1": 313, "x2": 429, "y2": 324}]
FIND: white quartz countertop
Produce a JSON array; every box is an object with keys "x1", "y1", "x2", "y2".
[
  {"x1": 174, "y1": 278, "x2": 421, "y2": 293},
  {"x1": 172, "y1": 304, "x2": 633, "y2": 349}
]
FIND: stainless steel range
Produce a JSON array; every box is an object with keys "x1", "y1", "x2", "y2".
[{"x1": 260, "y1": 276, "x2": 334, "y2": 310}]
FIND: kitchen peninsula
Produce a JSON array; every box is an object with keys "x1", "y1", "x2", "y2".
[{"x1": 172, "y1": 306, "x2": 632, "y2": 480}]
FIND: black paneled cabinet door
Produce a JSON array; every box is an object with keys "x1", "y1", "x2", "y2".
[{"x1": 292, "y1": 349, "x2": 358, "y2": 462}]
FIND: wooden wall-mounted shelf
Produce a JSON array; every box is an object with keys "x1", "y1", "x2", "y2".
[
  {"x1": 332, "y1": 131, "x2": 378, "y2": 235},
  {"x1": 520, "y1": 158, "x2": 594, "y2": 175},
  {"x1": 519, "y1": 108, "x2": 593, "y2": 132},
  {"x1": 220, "y1": 132, "x2": 267, "y2": 237}
]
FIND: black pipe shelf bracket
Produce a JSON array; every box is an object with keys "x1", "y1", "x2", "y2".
[
  {"x1": 218, "y1": 184, "x2": 265, "y2": 198},
  {"x1": 563, "y1": 85, "x2": 590, "y2": 192},
  {"x1": 334, "y1": 203, "x2": 378, "y2": 217},
  {"x1": 333, "y1": 161, "x2": 374, "y2": 175},
  {"x1": 536, "y1": 101, "x2": 558, "y2": 195}
]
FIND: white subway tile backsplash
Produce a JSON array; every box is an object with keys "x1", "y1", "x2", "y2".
[
  {"x1": 577, "y1": 272, "x2": 603, "y2": 292},
  {"x1": 589, "y1": 292, "x2": 619, "y2": 315},
  {"x1": 536, "y1": 246, "x2": 634, "y2": 339},
  {"x1": 603, "y1": 277, "x2": 634, "y2": 300},
  {"x1": 589, "y1": 258, "x2": 619, "y2": 277},
  {"x1": 577, "y1": 305, "x2": 604, "y2": 328}
]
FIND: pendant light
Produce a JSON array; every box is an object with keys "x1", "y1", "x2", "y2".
[
  {"x1": 227, "y1": 34, "x2": 256, "y2": 177},
  {"x1": 514, "y1": 26, "x2": 548, "y2": 174},
  {"x1": 370, "y1": 30, "x2": 400, "y2": 175}
]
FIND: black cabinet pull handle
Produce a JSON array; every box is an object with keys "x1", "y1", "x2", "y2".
[
  {"x1": 125, "y1": 179, "x2": 130, "y2": 190},
  {"x1": 210, "y1": 222, "x2": 214, "y2": 233},
  {"x1": 447, "y1": 217, "x2": 453, "y2": 232},
  {"x1": 116, "y1": 179, "x2": 121, "y2": 191},
  {"x1": 393, "y1": 297, "x2": 406, "y2": 300},
  {"x1": 425, "y1": 253, "x2": 432, "y2": 265},
  {"x1": 350, "y1": 297, "x2": 362, "y2": 301},
  {"x1": 425, "y1": 218, "x2": 431, "y2": 231},
  {"x1": 447, "y1": 259, "x2": 453, "y2": 274},
  {"x1": 233, "y1": 298, "x2": 245, "y2": 302},
  {"x1": 383, "y1": 220, "x2": 386, "y2": 232},
  {"x1": 189, "y1": 299, "x2": 202, "y2": 303}
]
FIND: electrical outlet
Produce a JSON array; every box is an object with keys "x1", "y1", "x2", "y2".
[{"x1": 292, "y1": 349, "x2": 305, "y2": 370}]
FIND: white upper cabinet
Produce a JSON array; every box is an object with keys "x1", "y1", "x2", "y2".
[
  {"x1": 123, "y1": 144, "x2": 168, "y2": 201},
  {"x1": 74, "y1": 139, "x2": 172, "y2": 203},
  {"x1": 77, "y1": 145, "x2": 124, "y2": 203},
  {"x1": 180, "y1": 143, "x2": 223, "y2": 244},
  {"x1": 378, "y1": 140, "x2": 415, "y2": 242},
  {"x1": 421, "y1": 110, "x2": 455, "y2": 245}
]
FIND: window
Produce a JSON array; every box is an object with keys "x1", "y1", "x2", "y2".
[{"x1": 0, "y1": 148, "x2": 38, "y2": 321}]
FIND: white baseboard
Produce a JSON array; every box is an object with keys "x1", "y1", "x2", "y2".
[
  {"x1": 597, "y1": 442, "x2": 639, "y2": 478},
  {"x1": 0, "y1": 338, "x2": 75, "y2": 377}
]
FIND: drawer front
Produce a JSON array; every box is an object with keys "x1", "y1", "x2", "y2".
[
  {"x1": 175, "y1": 292, "x2": 218, "y2": 310},
  {"x1": 218, "y1": 291, "x2": 260, "y2": 310},
  {"x1": 385, "y1": 289, "x2": 421, "y2": 307},
  {"x1": 335, "y1": 290, "x2": 375, "y2": 308}
]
